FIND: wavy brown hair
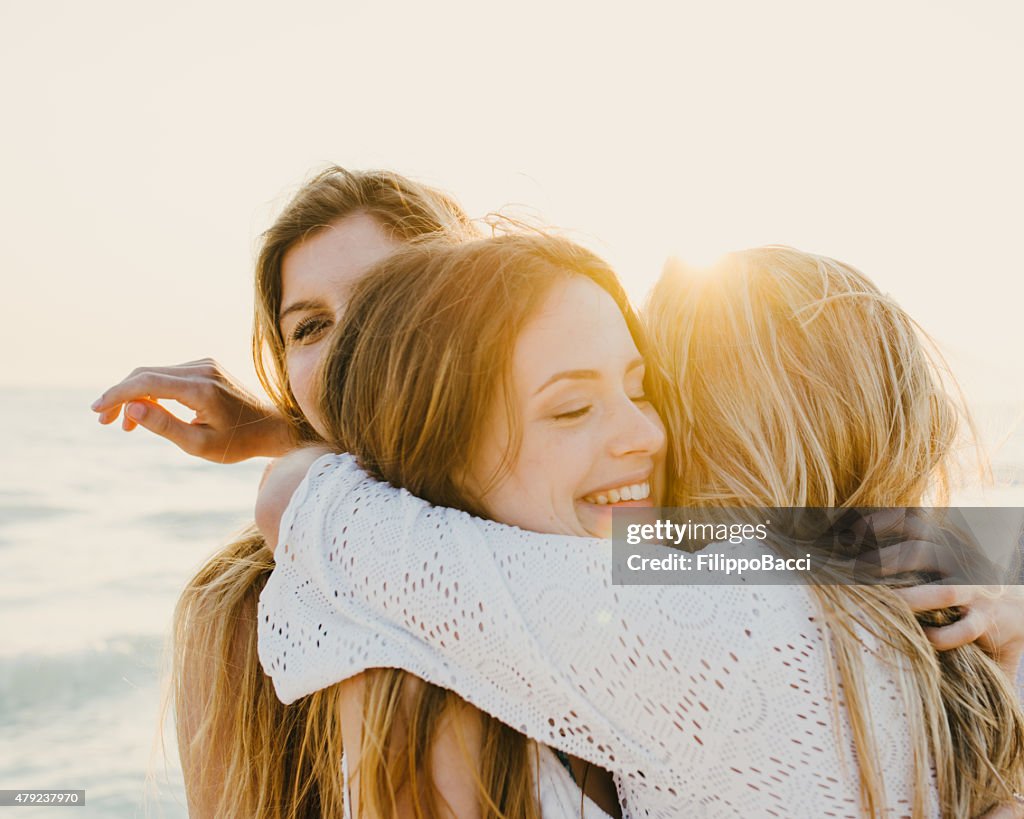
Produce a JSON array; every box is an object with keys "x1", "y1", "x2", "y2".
[
  {"x1": 314, "y1": 232, "x2": 657, "y2": 817},
  {"x1": 172, "y1": 166, "x2": 476, "y2": 818},
  {"x1": 645, "y1": 246, "x2": 1024, "y2": 818}
]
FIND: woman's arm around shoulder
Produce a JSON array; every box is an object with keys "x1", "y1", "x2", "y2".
[{"x1": 257, "y1": 453, "x2": 830, "y2": 789}]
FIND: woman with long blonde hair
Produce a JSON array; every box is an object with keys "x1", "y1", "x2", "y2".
[
  {"x1": 258, "y1": 244, "x2": 1024, "y2": 817},
  {"x1": 644, "y1": 247, "x2": 1024, "y2": 815}
]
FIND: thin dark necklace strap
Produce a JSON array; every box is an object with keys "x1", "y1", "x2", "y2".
[{"x1": 553, "y1": 748, "x2": 578, "y2": 784}]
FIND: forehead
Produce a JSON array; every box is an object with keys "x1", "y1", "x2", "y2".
[
  {"x1": 280, "y1": 213, "x2": 400, "y2": 306},
  {"x1": 514, "y1": 276, "x2": 638, "y2": 383}
]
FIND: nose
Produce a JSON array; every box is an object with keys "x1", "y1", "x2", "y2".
[{"x1": 608, "y1": 396, "x2": 666, "y2": 460}]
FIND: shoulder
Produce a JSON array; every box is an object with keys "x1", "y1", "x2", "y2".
[{"x1": 255, "y1": 447, "x2": 342, "y2": 550}]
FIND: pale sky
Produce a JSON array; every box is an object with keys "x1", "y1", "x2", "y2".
[{"x1": 3, "y1": 0, "x2": 1022, "y2": 406}]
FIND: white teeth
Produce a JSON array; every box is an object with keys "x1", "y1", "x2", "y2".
[{"x1": 582, "y1": 481, "x2": 650, "y2": 505}]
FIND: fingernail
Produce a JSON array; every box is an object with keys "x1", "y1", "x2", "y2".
[
  {"x1": 90, "y1": 398, "x2": 102, "y2": 410},
  {"x1": 126, "y1": 403, "x2": 147, "y2": 421}
]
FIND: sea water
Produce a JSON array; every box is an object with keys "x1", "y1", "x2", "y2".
[{"x1": 0, "y1": 388, "x2": 266, "y2": 818}]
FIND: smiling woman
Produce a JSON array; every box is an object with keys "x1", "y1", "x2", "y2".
[
  {"x1": 261, "y1": 231, "x2": 665, "y2": 817},
  {"x1": 463, "y1": 274, "x2": 664, "y2": 541}
]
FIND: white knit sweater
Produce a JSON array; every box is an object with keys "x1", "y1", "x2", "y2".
[{"x1": 257, "y1": 453, "x2": 937, "y2": 818}]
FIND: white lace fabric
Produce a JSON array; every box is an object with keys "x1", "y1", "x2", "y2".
[{"x1": 258, "y1": 453, "x2": 936, "y2": 818}]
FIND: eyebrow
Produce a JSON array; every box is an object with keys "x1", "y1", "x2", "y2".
[
  {"x1": 533, "y1": 357, "x2": 645, "y2": 396},
  {"x1": 279, "y1": 299, "x2": 325, "y2": 324}
]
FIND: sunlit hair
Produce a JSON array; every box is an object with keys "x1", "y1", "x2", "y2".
[
  {"x1": 171, "y1": 166, "x2": 476, "y2": 818},
  {"x1": 645, "y1": 246, "x2": 1024, "y2": 817},
  {"x1": 315, "y1": 232, "x2": 657, "y2": 818},
  {"x1": 253, "y1": 165, "x2": 478, "y2": 443},
  {"x1": 171, "y1": 526, "x2": 344, "y2": 817}
]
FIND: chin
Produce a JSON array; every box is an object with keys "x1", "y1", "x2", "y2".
[{"x1": 571, "y1": 504, "x2": 607, "y2": 539}]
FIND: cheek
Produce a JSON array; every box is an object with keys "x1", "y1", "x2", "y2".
[
  {"x1": 477, "y1": 437, "x2": 579, "y2": 533},
  {"x1": 515, "y1": 428, "x2": 593, "y2": 517},
  {"x1": 286, "y1": 353, "x2": 313, "y2": 409},
  {"x1": 285, "y1": 346, "x2": 325, "y2": 427}
]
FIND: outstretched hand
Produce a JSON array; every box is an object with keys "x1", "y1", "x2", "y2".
[{"x1": 91, "y1": 358, "x2": 294, "y2": 463}]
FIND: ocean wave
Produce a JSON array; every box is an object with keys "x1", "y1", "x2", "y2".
[
  {"x1": 0, "y1": 635, "x2": 169, "y2": 727},
  {"x1": 134, "y1": 509, "x2": 253, "y2": 541},
  {"x1": 0, "y1": 503, "x2": 81, "y2": 527}
]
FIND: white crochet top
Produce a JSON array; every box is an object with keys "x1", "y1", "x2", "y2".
[{"x1": 257, "y1": 454, "x2": 937, "y2": 818}]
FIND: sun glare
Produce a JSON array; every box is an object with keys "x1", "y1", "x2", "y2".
[{"x1": 661, "y1": 248, "x2": 730, "y2": 282}]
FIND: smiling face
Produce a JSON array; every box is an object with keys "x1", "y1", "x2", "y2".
[
  {"x1": 466, "y1": 275, "x2": 666, "y2": 538},
  {"x1": 279, "y1": 212, "x2": 401, "y2": 438}
]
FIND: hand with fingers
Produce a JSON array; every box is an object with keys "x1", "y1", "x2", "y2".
[
  {"x1": 856, "y1": 510, "x2": 1024, "y2": 679},
  {"x1": 893, "y1": 579, "x2": 1024, "y2": 679},
  {"x1": 91, "y1": 359, "x2": 296, "y2": 463}
]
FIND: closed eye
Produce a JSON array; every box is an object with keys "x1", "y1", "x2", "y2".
[{"x1": 554, "y1": 406, "x2": 591, "y2": 421}]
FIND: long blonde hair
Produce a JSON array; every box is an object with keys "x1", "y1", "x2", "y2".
[
  {"x1": 315, "y1": 232, "x2": 654, "y2": 818},
  {"x1": 172, "y1": 167, "x2": 477, "y2": 818},
  {"x1": 645, "y1": 246, "x2": 1024, "y2": 817}
]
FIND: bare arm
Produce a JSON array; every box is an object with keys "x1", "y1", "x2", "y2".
[{"x1": 255, "y1": 446, "x2": 333, "y2": 550}]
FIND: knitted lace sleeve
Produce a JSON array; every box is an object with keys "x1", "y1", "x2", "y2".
[{"x1": 257, "y1": 453, "x2": 930, "y2": 817}]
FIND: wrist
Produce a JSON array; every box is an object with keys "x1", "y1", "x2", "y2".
[{"x1": 252, "y1": 412, "x2": 296, "y2": 459}]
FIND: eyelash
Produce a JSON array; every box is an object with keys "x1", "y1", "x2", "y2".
[
  {"x1": 554, "y1": 406, "x2": 591, "y2": 421},
  {"x1": 553, "y1": 393, "x2": 647, "y2": 421},
  {"x1": 289, "y1": 316, "x2": 332, "y2": 344}
]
